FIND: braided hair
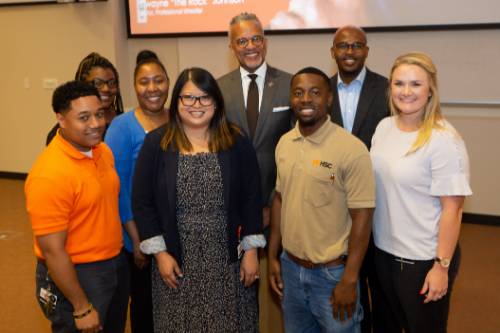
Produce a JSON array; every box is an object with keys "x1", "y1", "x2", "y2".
[{"x1": 74, "y1": 52, "x2": 124, "y2": 116}]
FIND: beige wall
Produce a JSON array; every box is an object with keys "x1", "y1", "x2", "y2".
[{"x1": 0, "y1": 1, "x2": 498, "y2": 217}]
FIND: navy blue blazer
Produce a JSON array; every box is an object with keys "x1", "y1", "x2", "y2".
[{"x1": 132, "y1": 125, "x2": 263, "y2": 266}]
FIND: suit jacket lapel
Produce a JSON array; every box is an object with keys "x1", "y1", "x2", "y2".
[
  {"x1": 352, "y1": 69, "x2": 376, "y2": 135},
  {"x1": 229, "y1": 70, "x2": 249, "y2": 134},
  {"x1": 330, "y1": 74, "x2": 344, "y2": 127},
  {"x1": 254, "y1": 66, "x2": 277, "y2": 145}
]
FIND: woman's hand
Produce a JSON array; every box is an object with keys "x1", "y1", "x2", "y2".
[
  {"x1": 421, "y1": 263, "x2": 448, "y2": 303},
  {"x1": 240, "y1": 248, "x2": 259, "y2": 287},
  {"x1": 133, "y1": 241, "x2": 149, "y2": 270},
  {"x1": 155, "y1": 251, "x2": 183, "y2": 289}
]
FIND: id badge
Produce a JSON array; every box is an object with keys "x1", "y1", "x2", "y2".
[{"x1": 39, "y1": 287, "x2": 58, "y2": 315}]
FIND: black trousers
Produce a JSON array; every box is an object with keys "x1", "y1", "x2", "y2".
[
  {"x1": 35, "y1": 251, "x2": 130, "y2": 333},
  {"x1": 374, "y1": 246, "x2": 460, "y2": 333},
  {"x1": 359, "y1": 236, "x2": 394, "y2": 333},
  {"x1": 126, "y1": 251, "x2": 154, "y2": 333}
]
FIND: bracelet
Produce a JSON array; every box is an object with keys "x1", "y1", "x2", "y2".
[{"x1": 73, "y1": 303, "x2": 93, "y2": 319}]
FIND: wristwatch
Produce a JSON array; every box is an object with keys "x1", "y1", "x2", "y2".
[{"x1": 435, "y1": 257, "x2": 451, "y2": 268}]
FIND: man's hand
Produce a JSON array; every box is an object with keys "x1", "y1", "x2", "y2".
[
  {"x1": 330, "y1": 278, "x2": 357, "y2": 321},
  {"x1": 240, "y1": 248, "x2": 259, "y2": 287},
  {"x1": 268, "y1": 257, "x2": 284, "y2": 298},
  {"x1": 155, "y1": 251, "x2": 182, "y2": 289},
  {"x1": 74, "y1": 306, "x2": 101, "y2": 333}
]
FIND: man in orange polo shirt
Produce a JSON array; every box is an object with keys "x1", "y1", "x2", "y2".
[{"x1": 25, "y1": 81, "x2": 128, "y2": 333}]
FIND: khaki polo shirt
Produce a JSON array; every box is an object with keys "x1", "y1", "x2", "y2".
[{"x1": 275, "y1": 117, "x2": 375, "y2": 263}]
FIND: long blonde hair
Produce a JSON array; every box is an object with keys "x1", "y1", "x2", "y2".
[{"x1": 389, "y1": 52, "x2": 443, "y2": 154}]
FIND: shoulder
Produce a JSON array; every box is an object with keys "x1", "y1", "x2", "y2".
[
  {"x1": 276, "y1": 127, "x2": 297, "y2": 150},
  {"x1": 27, "y1": 146, "x2": 77, "y2": 187},
  {"x1": 217, "y1": 69, "x2": 240, "y2": 84},
  {"x1": 366, "y1": 68, "x2": 389, "y2": 85},
  {"x1": 99, "y1": 142, "x2": 114, "y2": 157},
  {"x1": 267, "y1": 65, "x2": 292, "y2": 81},
  {"x1": 430, "y1": 120, "x2": 466, "y2": 150},
  {"x1": 375, "y1": 116, "x2": 393, "y2": 132},
  {"x1": 330, "y1": 124, "x2": 368, "y2": 154},
  {"x1": 110, "y1": 110, "x2": 135, "y2": 127},
  {"x1": 143, "y1": 124, "x2": 167, "y2": 147},
  {"x1": 105, "y1": 111, "x2": 136, "y2": 140}
]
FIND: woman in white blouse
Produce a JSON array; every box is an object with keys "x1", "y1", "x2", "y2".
[{"x1": 370, "y1": 52, "x2": 472, "y2": 333}]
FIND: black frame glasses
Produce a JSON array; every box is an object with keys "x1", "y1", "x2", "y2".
[
  {"x1": 179, "y1": 94, "x2": 214, "y2": 106},
  {"x1": 91, "y1": 78, "x2": 118, "y2": 89},
  {"x1": 334, "y1": 42, "x2": 366, "y2": 51}
]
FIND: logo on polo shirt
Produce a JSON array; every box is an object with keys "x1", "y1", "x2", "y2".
[
  {"x1": 312, "y1": 159, "x2": 335, "y2": 183},
  {"x1": 312, "y1": 159, "x2": 332, "y2": 169}
]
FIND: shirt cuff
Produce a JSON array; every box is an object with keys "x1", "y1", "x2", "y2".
[
  {"x1": 241, "y1": 234, "x2": 266, "y2": 251},
  {"x1": 140, "y1": 235, "x2": 167, "y2": 254}
]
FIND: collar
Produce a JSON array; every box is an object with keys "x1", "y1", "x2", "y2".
[
  {"x1": 239, "y1": 62, "x2": 267, "y2": 81},
  {"x1": 337, "y1": 66, "x2": 367, "y2": 88},
  {"x1": 53, "y1": 130, "x2": 102, "y2": 161},
  {"x1": 291, "y1": 115, "x2": 336, "y2": 144}
]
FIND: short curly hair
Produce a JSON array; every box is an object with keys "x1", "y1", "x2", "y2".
[{"x1": 52, "y1": 80, "x2": 100, "y2": 114}]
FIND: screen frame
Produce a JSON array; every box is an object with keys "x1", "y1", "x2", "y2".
[
  {"x1": 0, "y1": 0, "x2": 107, "y2": 7},
  {"x1": 125, "y1": 0, "x2": 500, "y2": 39}
]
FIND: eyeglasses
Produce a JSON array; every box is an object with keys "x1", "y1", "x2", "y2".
[
  {"x1": 91, "y1": 78, "x2": 118, "y2": 90},
  {"x1": 235, "y1": 35, "x2": 264, "y2": 48},
  {"x1": 179, "y1": 94, "x2": 214, "y2": 106},
  {"x1": 334, "y1": 42, "x2": 366, "y2": 51}
]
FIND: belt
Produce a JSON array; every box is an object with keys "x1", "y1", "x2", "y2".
[{"x1": 286, "y1": 251, "x2": 345, "y2": 269}]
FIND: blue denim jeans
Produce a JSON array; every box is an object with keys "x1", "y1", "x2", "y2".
[{"x1": 281, "y1": 252, "x2": 363, "y2": 333}]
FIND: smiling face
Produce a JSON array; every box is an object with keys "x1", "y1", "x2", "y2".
[
  {"x1": 86, "y1": 66, "x2": 117, "y2": 111},
  {"x1": 390, "y1": 64, "x2": 431, "y2": 120},
  {"x1": 56, "y1": 95, "x2": 106, "y2": 151},
  {"x1": 291, "y1": 73, "x2": 333, "y2": 135},
  {"x1": 229, "y1": 19, "x2": 267, "y2": 73},
  {"x1": 331, "y1": 26, "x2": 369, "y2": 83},
  {"x1": 134, "y1": 62, "x2": 169, "y2": 114},
  {"x1": 178, "y1": 80, "x2": 215, "y2": 131}
]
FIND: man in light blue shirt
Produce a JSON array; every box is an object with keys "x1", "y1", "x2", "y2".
[
  {"x1": 330, "y1": 25, "x2": 390, "y2": 333},
  {"x1": 337, "y1": 66, "x2": 366, "y2": 133}
]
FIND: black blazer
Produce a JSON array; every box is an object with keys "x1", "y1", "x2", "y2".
[
  {"x1": 330, "y1": 68, "x2": 390, "y2": 150},
  {"x1": 132, "y1": 125, "x2": 263, "y2": 266}
]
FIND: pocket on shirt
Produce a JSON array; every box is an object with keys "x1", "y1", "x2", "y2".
[{"x1": 304, "y1": 174, "x2": 334, "y2": 207}]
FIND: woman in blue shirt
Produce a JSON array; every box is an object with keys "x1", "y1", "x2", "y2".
[{"x1": 105, "y1": 50, "x2": 169, "y2": 333}]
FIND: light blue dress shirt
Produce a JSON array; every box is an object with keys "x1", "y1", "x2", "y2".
[{"x1": 337, "y1": 67, "x2": 367, "y2": 133}]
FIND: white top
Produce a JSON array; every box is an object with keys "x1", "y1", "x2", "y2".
[
  {"x1": 239, "y1": 62, "x2": 267, "y2": 112},
  {"x1": 370, "y1": 116, "x2": 472, "y2": 260}
]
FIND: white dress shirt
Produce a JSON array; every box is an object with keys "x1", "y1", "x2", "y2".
[{"x1": 240, "y1": 63, "x2": 267, "y2": 112}]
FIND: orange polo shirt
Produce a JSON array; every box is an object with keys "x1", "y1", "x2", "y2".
[{"x1": 25, "y1": 132, "x2": 122, "y2": 264}]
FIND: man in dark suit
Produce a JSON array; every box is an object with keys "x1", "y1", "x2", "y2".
[
  {"x1": 330, "y1": 25, "x2": 390, "y2": 333},
  {"x1": 218, "y1": 12, "x2": 292, "y2": 228}
]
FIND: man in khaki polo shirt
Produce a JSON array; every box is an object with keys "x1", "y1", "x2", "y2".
[{"x1": 268, "y1": 67, "x2": 375, "y2": 333}]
